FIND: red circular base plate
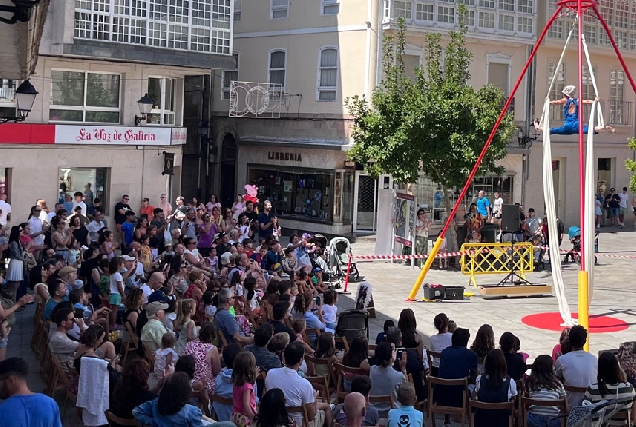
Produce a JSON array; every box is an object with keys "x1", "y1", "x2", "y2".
[{"x1": 521, "y1": 312, "x2": 629, "y2": 333}]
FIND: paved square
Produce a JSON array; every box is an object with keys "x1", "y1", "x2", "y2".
[{"x1": 343, "y1": 230, "x2": 636, "y2": 359}]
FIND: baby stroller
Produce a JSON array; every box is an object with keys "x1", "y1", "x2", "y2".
[
  {"x1": 564, "y1": 226, "x2": 598, "y2": 265},
  {"x1": 328, "y1": 237, "x2": 362, "y2": 284},
  {"x1": 566, "y1": 396, "x2": 634, "y2": 427},
  {"x1": 335, "y1": 309, "x2": 369, "y2": 344}
]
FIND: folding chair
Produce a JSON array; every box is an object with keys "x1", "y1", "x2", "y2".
[
  {"x1": 104, "y1": 410, "x2": 139, "y2": 426},
  {"x1": 287, "y1": 405, "x2": 310, "y2": 427},
  {"x1": 334, "y1": 362, "x2": 367, "y2": 403},
  {"x1": 427, "y1": 376, "x2": 469, "y2": 427},
  {"x1": 520, "y1": 396, "x2": 566, "y2": 427},
  {"x1": 469, "y1": 400, "x2": 515, "y2": 427}
]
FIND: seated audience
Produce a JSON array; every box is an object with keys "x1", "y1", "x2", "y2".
[
  {"x1": 110, "y1": 359, "x2": 157, "y2": 422},
  {"x1": 499, "y1": 332, "x2": 526, "y2": 381},
  {"x1": 214, "y1": 344, "x2": 243, "y2": 422},
  {"x1": 525, "y1": 355, "x2": 567, "y2": 427},
  {"x1": 255, "y1": 388, "x2": 295, "y2": 427},
  {"x1": 387, "y1": 382, "x2": 423, "y2": 427},
  {"x1": 555, "y1": 326, "x2": 597, "y2": 408},
  {"x1": 333, "y1": 375, "x2": 379, "y2": 427},
  {"x1": 342, "y1": 392, "x2": 368, "y2": 427},
  {"x1": 141, "y1": 301, "x2": 169, "y2": 352},
  {"x1": 369, "y1": 341, "x2": 406, "y2": 419},
  {"x1": 471, "y1": 324, "x2": 495, "y2": 375},
  {"x1": 429, "y1": 313, "x2": 453, "y2": 376},
  {"x1": 472, "y1": 349, "x2": 517, "y2": 427},
  {"x1": 244, "y1": 323, "x2": 282, "y2": 372},
  {"x1": 584, "y1": 352, "x2": 635, "y2": 416}
]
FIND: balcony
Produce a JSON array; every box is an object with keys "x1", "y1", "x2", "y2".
[
  {"x1": 549, "y1": 101, "x2": 633, "y2": 127},
  {"x1": 382, "y1": 0, "x2": 535, "y2": 39}
]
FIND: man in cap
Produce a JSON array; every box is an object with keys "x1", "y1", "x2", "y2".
[
  {"x1": 214, "y1": 288, "x2": 253, "y2": 346},
  {"x1": 58, "y1": 266, "x2": 81, "y2": 295},
  {"x1": 141, "y1": 301, "x2": 169, "y2": 352}
]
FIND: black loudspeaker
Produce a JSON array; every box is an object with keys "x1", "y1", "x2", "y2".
[{"x1": 501, "y1": 204, "x2": 520, "y2": 232}]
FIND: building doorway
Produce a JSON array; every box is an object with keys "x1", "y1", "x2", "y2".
[
  {"x1": 220, "y1": 133, "x2": 237, "y2": 207},
  {"x1": 353, "y1": 172, "x2": 377, "y2": 232}
]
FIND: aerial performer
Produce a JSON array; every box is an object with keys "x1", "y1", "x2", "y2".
[{"x1": 534, "y1": 85, "x2": 615, "y2": 134}]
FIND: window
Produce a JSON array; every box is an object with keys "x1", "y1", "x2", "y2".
[
  {"x1": 147, "y1": 77, "x2": 177, "y2": 126},
  {"x1": 582, "y1": 65, "x2": 596, "y2": 119},
  {"x1": 548, "y1": 20, "x2": 563, "y2": 39},
  {"x1": 584, "y1": 24, "x2": 597, "y2": 44},
  {"x1": 610, "y1": 69, "x2": 625, "y2": 124},
  {"x1": 498, "y1": 14, "x2": 514, "y2": 31},
  {"x1": 0, "y1": 168, "x2": 9, "y2": 201},
  {"x1": 317, "y1": 48, "x2": 338, "y2": 101},
  {"x1": 271, "y1": 0, "x2": 289, "y2": 19},
  {"x1": 479, "y1": 11, "x2": 495, "y2": 29},
  {"x1": 269, "y1": 50, "x2": 286, "y2": 91},
  {"x1": 222, "y1": 53, "x2": 239, "y2": 100},
  {"x1": 616, "y1": 0, "x2": 628, "y2": 28},
  {"x1": 488, "y1": 62, "x2": 509, "y2": 95},
  {"x1": 234, "y1": 0, "x2": 241, "y2": 21},
  {"x1": 631, "y1": 33, "x2": 636, "y2": 50},
  {"x1": 518, "y1": 16, "x2": 533, "y2": 34},
  {"x1": 479, "y1": 0, "x2": 495, "y2": 8},
  {"x1": 415, "y1": 3, "x2": 433, "y2": 21},
  {"x1": 616, "y1": 31, "x2": 629, "y2": 49},
  {"x1": 499, "y1": 0, "x2": 514, "y2": 11},
  {"x1": 437, "y1": 5, "x2": 455, "y2": 23},
  {"x1": 321, "y1": 0, "x2": 340, "y2": 15},
  {"x1": 59, "y1": 168, "x2": 108, "y2": 214},
  {"x1": 599, "y1": 29, "x2": 611, "y2": 46},
  {"x1": 403, "y1": 54, "x2": 421, "y2": 81},
  {"x1": 393, "y1": 1, "x2": 413, "y2": 19},
  {"x1": 0, "y1": 79, "x2": 17, "y2": 119},
  {"x1": 518, "y1": 0, "x2": 533, "y2": 14},
  {"x1": 548, "y1": 61, "x2": 565, "y2": 121},
  {"x1": 50, "y1": 71, "x2": 121, "y2": 123}
]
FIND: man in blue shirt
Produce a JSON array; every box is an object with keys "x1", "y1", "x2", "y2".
[
  {"x1": 214, "y1": 288, "x2": 254, "y2": 346},
  {"x1": 258, "y1": 200, "x2": 276, "y2": 240},
  {"x1": 121, "y1": 211, "x2": 136, "y2": 250},
  {"x1": 476, "y1": 191, "x2": 491, "y2": 220},
  {"x1": 0, "y1": 358, "x2": 62, "y2": 427}
]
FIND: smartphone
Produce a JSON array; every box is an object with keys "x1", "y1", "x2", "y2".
[
  {"x1": 396, "y1": 348, "x2": 406, "y2": 360},
  {"x1": 74, "y1": 308, "x2": 85, "y2": 320},
  {"x1": 315, "y1": 296, "x2": 321, "y2": 306}
]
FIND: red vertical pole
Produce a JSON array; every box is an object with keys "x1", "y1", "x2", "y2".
[
  {"x1": 577, "y1": 0, "x2": 586, "y2": 272},
  {"x1": 343, "y1": 254, "x2": 352, "y2": 292}
]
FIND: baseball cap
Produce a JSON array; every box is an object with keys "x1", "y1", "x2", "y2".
[
  {"x1": 146, "y1": 301, "x2": 169, "y2": 318},
  {"x1": 220, "y1": 252, "x2": 232, "y2": 266},
  {"x1": 122, "y1": 255, "x2": 136, "y2": 261},
  {"x1": 148, "y1": 290, "x2": 171, "y2": 304},
  {"x1": 313, "y1": 267, "x2": 322, "y2": 273}
]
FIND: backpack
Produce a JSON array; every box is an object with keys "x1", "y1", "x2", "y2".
[{"x1": 0, "y1": 297, "x2": 16, "y2": 326}]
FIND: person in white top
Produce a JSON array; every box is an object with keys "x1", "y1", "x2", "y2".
[
  {"x1": 429, "y1": 313, "x2": 453, "y2": 371},
  {"x1": 86, "y1": 211, "x2": 106, "y2": 244},
  {"x1": 415, "y1": 209, "x2": 431, "y2": 267},
  {"x1": 0, "y1": 193, "x2": 11, "y2": 229},
  {"x1": 47, "y1": 203, "x2": 64, "y2": 223},
  {"x1": 491, "y1": 192, "x2": 504, "y2": 223},
  {"x1": 322, "y1": 291, "x2": 338, "y2": 331},
  {"x1": 73, "y1": 192, "x2": 87, "y2": 216},
  {"x1": 618, "y1": 187, "x2": 629, "y2": 228},
  {"x1": 554, "y1": 325, "x2": 598, "y2": 408},
  {"x1": 265, "y1": 341, "x2": 332, "y2": 427},
  {"x1": 27, "y1": 206, "x2": 47, "y2": 248}
]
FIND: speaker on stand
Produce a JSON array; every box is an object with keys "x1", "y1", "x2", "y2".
[{"x1": 501, "y1": 204, "x2": 520, "y2": 233}]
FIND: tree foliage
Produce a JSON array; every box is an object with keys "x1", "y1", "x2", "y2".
[
  {"x1": 345, "y1": 10, "x2": 516, "y2": 188},
  {"x1": 626, "y1": 137, "x2": 636, "y2": 193}
]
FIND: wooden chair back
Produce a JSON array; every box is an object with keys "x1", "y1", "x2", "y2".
[
  {"x1": 142, "y1": 343, "x2": 155, "y2": 366},
  {"x1": 368, "y1": 394, "x2": 395, "y2": 408},
  {"x1": 191, "y1": 388, "x2": 212, "y2": 417},
  {"x1": 335, "y1": 336, "x2": 349, "y2": 353},
  {"x1": 334, "y1": 362, "x2": 367, "y2": 404},
  {"x1": 305, "y1": 353, "x2": 336, "y2": 387},
  {"x1": 564, "y1": 384, "x2": 587, "y2": 394},
  {"x1": 469, "y1": 400, "x2": 515, "y2": 427},
  {"x1": 303, "y1": 328, "x2": 322, "y2": 347},
  {"x1": 123, "y1": 322, "x2": 139, "y2": 361},
  {"x1": 104, "y1": 410, "x2": 139, "y2": 426},
  {"x1": 217, "y1": 329, "x2": 229, "y2": 348},
  {"x1": 306, "y1": 375, "x2": 330, "y2": 403},
  {"x1": 286, "y1": 405, "x2": 310, "y2": 427},
  {"x1": 520, "y1": 396, "x2": 567, "y2": 427},
  {"x1": 427, "y1": 376, "x2": 469, "y2": 427}
]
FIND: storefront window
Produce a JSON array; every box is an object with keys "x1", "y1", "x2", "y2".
[
  {"x1": 409, "y1": 174, "x2": 514, "y2": 223},
  {"x1": 249, "y1": 167, "x2": 334, "y2": 222},
  {"x1": 0, "y1": 168, "x2": 9, "y2": 200},
  {"x1": 59, "y1": 168, "x2": 108, "y2": 213}
]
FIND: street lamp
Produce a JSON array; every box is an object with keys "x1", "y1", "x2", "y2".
[
  {"x1": 517, "y1": 124, "x2": 540, "y2": 149},
  {"x1": 0, "y1": 0, "x2": 42, "y2": 24},
  {"x1": 135, "y1": 93, "x2": 154, "y2": 126},
  {"x1": 0, "y1": 79, "x2": 38, "y2": 124}
]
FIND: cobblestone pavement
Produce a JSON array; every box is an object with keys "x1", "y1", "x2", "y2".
[{"x1": 343, "y1": 229, "x2": 636, "y2": 359}]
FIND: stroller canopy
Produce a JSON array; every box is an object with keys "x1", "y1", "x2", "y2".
[
  {"x1": 329, "y1": 237, "x2": 353, "y2": 266},
  {"x1": 568, "y1": 226, "x2": 581, "y2": 240}
]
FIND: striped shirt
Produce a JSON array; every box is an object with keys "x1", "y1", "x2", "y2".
[
  {"x1": 584, "y1": 382, "x2": 635, "y2": 426},
  {"x1": 527, "y1": 386, "x2": 566, "y2": 416}
]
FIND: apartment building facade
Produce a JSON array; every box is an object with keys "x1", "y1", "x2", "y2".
[
  {"x1": 525, "y1": 0, "x2": 636, "y2": 226},
  {"x1": 208, "y1": 0, "x2": 382, "y2": 235},
  {"x1": 381, "y1": 0, "x2": 533, "y2": 224},
  {"x1": 0, "y1": 0, "x2": 235, "y2": 224}
]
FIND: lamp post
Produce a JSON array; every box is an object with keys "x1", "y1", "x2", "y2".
[
  {"x1": 0, "y1": 79, "x2": 38, "y2": 124},
  {"x1": 135, "y1": 93, "x2": 154, "y2": 126},
  {"x1": 0, "y1": 0, "x2": 42, "y2": 25}
]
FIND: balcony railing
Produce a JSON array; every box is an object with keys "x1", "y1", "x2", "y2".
[
  {"x1": 382, "y1": 0, "x2": 535, "y2": 38},
  {"x1": 549, "y1": 100, "x2": 633, "y2": 127}
]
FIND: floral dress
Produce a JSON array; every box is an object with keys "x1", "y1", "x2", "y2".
[{"x1": 183, "y1": 339, "x2": 217, "y2": 394}]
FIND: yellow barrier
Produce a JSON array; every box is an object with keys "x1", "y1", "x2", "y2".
[{"x1": 460, "y1": 242, "x2": 534, "y2": 287}]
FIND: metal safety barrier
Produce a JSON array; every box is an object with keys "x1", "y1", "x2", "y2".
[{"x1": 459, "y1": 242, "x2": 534, "y2": 287}]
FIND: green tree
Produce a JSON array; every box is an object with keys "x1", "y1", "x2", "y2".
[
  {"x1": 626, "y1": 137, "x2": 636, "y2": 193},
  {"x1": 345, "y1": 10, "x2": 516, "y2": 195}
]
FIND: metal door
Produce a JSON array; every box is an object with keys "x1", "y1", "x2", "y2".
[{"x1": 353, "y1": 172, "x2": 378, "y2": 232}]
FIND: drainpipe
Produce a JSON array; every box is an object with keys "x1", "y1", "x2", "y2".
[
  {"x1": 364, "y1": 0, "x2": 373, "y2": 98},
  {"x1": 376, "y1": 0, "x2": 384, "y2": 85}
]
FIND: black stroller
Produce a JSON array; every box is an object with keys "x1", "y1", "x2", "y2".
[{"x1": 335, "y1": 309, "x2": 369, "y2": 345}]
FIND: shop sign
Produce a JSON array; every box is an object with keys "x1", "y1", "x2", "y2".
[
  {"x1": 171, "y1": 128, "x2": 187, "y2": 145},
  {"x1": 55, "y1": 125, "x2": 176, "y2": 146},
  {"x1": 268, "y1": 151, "x2": 302, "y2": 162}
]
